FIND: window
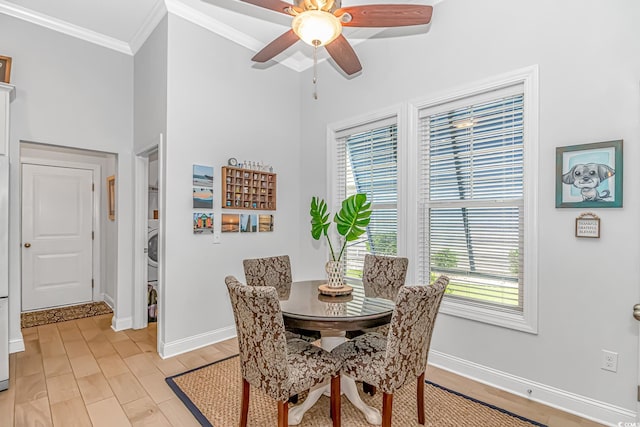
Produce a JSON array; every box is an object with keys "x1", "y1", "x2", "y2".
[
  {"x1": 415, "y1": 67, "x2": 538, "y2": 332},
  {"x1": 332, "y1": 115, "x2": 399, "y2": 282},
  {"x1": 327, "y1": 67, "x2": 538, "y2": 332}
]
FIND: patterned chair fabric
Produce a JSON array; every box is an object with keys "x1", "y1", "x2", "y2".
[
  {"x1": 243, "y1": 255, "x2": 320, "y2": 343},
  {"x1": 225, "y1": 276, "x2": 342, "y2": 427},
  {"x1": 362, "y1": 254, "x2": 409, "y2": 301},
  {"x1": 347, "y1": 254, "x2": 409, "y2": 341},
  {"x1": 332, "y1": 276, "x2": 448, "y2": 426},
  {"x1": 225, "y1": 276, "x2": 340, "y2": 401},
  {"x1": 243, "y1": 255, "x2": 292, "y2": 298}
]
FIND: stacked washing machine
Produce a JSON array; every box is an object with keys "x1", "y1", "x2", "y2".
[{"x1": 148, "y1": 219, "x2": 159, "y2": 322}]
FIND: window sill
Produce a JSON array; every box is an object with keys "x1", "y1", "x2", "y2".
[{"x1": 439, "y1": 297, "x2": 537, "y2": 334}]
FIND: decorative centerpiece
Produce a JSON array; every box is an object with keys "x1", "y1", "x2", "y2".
[{"x1": 310, "y1": 193, "x2": 372, "y2": 296}]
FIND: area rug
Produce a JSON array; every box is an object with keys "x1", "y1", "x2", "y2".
[
  {"x1": 166, "y1": 355, "x2": 546, "y2": 427},
  {"x1": 21, "y1": 301, "x2": 113, "y2": 328}
]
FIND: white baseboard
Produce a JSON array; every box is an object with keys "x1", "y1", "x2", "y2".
[
  {"x1": 102, "y1": 294, "x2": 114, "y2": 310},
  {"x1": 111, "y1": 315, "x2": 132, "y2": 331},
  {"x1": 428, "y1": 350, "x2": 635, "y2": 427},
  {"x1": 159, "y1": 325, "x2": 236, "y2": 359},
  {"x1": 9, "y1": 337, "x2": 24, "y2": 354}
]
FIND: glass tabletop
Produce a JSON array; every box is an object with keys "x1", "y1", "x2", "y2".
[{"x1": 279, "y1": 280, "x2": 395, "y2": 332}]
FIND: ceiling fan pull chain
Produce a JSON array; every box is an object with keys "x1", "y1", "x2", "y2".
[{"x1": 312, "y1": 41, "x2": 319, "y2": 99}]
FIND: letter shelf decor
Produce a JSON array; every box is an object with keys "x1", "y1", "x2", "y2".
[{"x1": 221, "y1": 166, "x2": 276, "y2": 210}]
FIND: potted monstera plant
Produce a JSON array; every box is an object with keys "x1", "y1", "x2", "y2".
[{"x1": 310, "y1": 193, "x2": 372, "y2": 289}]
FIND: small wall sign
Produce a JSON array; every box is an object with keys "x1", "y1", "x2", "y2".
[{"x1": 575, "y1": 212, "x2": 600, "y2": 238}]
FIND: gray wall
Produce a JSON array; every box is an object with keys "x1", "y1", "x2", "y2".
[
  {"x1": 0, "y1": 13, "x2": 135, "y2": 342},
  {"x1": 297, "y1": 0, "x2": 640, "y2": 417},
  {"x1": 160, "y1": 14, "x2": 303, "y2": 354},
  {"x1": 134, "y1": 16, "x2": 168, "y2": 153}
]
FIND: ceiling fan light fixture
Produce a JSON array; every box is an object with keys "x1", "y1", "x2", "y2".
[{"x1": 292, "y1": 10, "x2": 342, "y2": 46}]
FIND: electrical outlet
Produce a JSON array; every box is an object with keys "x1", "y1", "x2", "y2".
[{"x1": 601, "y1": 350, "x2": 618, "y2": 372}]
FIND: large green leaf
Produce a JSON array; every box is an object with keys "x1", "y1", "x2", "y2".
[
  {"x1": 334, "y1": 193, "x2": 372, "y2": 242},
  {"x1": 310, "y1": 196, "x2": 330, "y2": 240}
]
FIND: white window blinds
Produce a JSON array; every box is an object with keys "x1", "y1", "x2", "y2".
[
  {"x1": 418, "y1": 93, "x2": 525, "y2": 312},
  {"x1": 335, "y1": 117, "x2": 398, "y2": 281}
]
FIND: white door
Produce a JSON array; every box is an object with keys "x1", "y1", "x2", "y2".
[{"x1": 22, "y1": 164, "x2": 94, "y2": 311}]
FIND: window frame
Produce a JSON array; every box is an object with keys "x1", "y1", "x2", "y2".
[
  {"x1": 326, "y1": 105, "x2": 408, "y2": 282},
  {"x1": 325, "y1": 65, "x2": 538, "y2": 333},
  {"x1": 409, "y1": 65, "x2": 539, "y2": 333}
]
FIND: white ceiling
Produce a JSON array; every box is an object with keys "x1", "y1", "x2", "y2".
[{"x1": 0, "y1": 0, "x2": 440, "y2": 72}]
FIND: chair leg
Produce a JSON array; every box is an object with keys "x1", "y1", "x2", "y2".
[
  {"x1": 240, "y1": 379, "x2": 250, "y2": 427},
  {"x1": 417, "y1": 372, "x2": 425, "y2": 424},
  {"x1": 277, "y1": 400, "x2": 289, "y2": 427},
  {"x1": 331, "y1": 375, "x2": 341, "y2": 427},
  {"x1": 382, "y1": 392, "x2": 393, "y2": 427}
]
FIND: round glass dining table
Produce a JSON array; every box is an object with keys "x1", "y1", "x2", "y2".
[{"x1": 279, "y1": 280, "x2": 395, "y2": 425}]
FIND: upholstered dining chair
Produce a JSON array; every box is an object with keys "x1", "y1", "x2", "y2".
[
  {"x1": 362, "y1": 254, "x2": 409, "y2": 301},
  {"x1": 243, "y1": 255, "x2": 292, "y2": 297},
  {"x1": 347, "y1": 254, "x2": 408, "y2": 342},
  {"x1": 243, "y1": 255, "x2": 320, "y2": 343},
  {"x1": 225, "y1": 276, "x2": 342, "y2": 427},
  {"x1": 332, "y1": 275, "x2": 449, "y2": 427}
]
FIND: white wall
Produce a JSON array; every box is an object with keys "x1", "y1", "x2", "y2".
[
  {"x1": 160, "y1": 14, "x2": 303, "y2": 356},
  {"x1": 134, "y1": 16, "x2": 168, "y2": 154},
  {"x1": 0, "y1": 13, "x2": 135, "y2": 343},
  {"x1": 298, "y1": 0, "x2": 640, "y2": 422}
]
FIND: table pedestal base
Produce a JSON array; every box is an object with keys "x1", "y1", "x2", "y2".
[{"x1": 288, "y1": 332, "x2": 382, "y2": 426}]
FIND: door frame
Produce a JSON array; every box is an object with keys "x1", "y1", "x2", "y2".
[
  {"x1": 133, "y1": 134, "x2": 164, "y2": 356},
  {"x1": 20, "y1": 157, "x2": 102, "y2": 305}
]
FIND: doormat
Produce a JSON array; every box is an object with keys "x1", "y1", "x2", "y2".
[
  {"x1": 21, "y1": 301, "x2": 113, "y2": 328},
  {"x1": 166, "y1": 355, "x2": 547, "y2": 427}
]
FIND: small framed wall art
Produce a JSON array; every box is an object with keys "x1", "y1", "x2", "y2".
[
  {"x1": 193, "y1": 212, "x2": 214, "y2": 234},
  {"x1": 0, "y1": 56, "x2": 12, "y2": 84},
  {"x1": 575, "y1": 212, "x2": 600, "y2": 238},
  {"x1": 107, "y1": 175, "x2": 116, "y2": 221},
  {"x1": 556, "y1": 140, "x2": 623, "y2": 208}
]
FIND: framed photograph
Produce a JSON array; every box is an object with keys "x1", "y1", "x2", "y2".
[
  {"x1": 556, "y1": 140, "x2": 623, "y2": 208},
  {"x1": 0, "y1": 56, "x2": 11, "y2": 84},
  {"x1": 193, "y1": 165, "x2": 213, "y2": 188},
  {"x1": 193, "y1": 187, "x2": 213, "y2": 209},
  {"x1": 575, "y1": 212, "x2": 600, "y2": 238},
  {"x1": 240, "y1": 214, "x2": 257, "y2": 233},
  {"x1": 221, "y1": 214, "x2": 239, "y2": 232},
  {"x1": 259, "y1": 214, "x2": 274, "y2": 232},
  {"x1": 107, "y1": 175, "x2": 116, "y2": 221},
  {"x1": 193, "y1": 212, "x2": 214, "y2": 234}
]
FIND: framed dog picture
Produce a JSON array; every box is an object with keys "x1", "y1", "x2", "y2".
[{"x1": 556, "y1": 140, "x2": 623, "y2": 208}]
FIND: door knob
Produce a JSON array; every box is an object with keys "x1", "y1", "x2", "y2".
[
  {"x1": 24, "y1": 243, "x2": 31, "y2": 248},
  {"x1": 634, "y1": 304, "x2": 640, "y2": 321}
]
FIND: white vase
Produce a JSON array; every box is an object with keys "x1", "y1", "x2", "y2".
[{"x1": 325, "y1": 260, "x2": 344, "y2": 288}]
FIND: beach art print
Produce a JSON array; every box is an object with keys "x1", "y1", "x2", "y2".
[
  {"x1": 240, "y1": 214, "x2": 258, "y2": 233},
  {"x1": 193, "y1": 165, "x2": 213, "y2": 187},
  {"x1": 556, "y1": 140, "x2": 623, "y2": 208},
  {"x1": 222, "y1": 214, "x2": 239, "y2": 232},
  {"x1": 193, "y1": 213, "x2": 214, "y2": 234},
  {"x1": 193, "y1": 187, "x2": 213, "y2": 209},
  {"x1": 259, "y1": 214, "x2": 274, "y2": 232}
]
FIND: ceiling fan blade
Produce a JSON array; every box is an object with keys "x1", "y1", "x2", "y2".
[
  {"x1": 336, "y1": 4, "x2": 433, "y2": 27},
  {"x1": 240, "y1": 0, "x2": 296, "y2": 15},
  {"x1": 325, "y1": 35, "x2": 362, "y2": 76},
  {"x1": 252, "y1": 29, "x2": 300, "y2": 62}
]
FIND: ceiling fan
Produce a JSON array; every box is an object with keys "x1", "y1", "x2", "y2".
[{"x1": 242, "y1": 0, "x2": 434, "y2": 76}]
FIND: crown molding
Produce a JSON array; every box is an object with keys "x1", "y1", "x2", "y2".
[
  {"x1": 129, "y1": 0, "x2": 167, "y2": 55},
  {"x1": 0, "y1": 0, "x2": 133, "y2": 55},
  {"x1": 164, "y1": 0, "x2": 305, "y2": 72}
]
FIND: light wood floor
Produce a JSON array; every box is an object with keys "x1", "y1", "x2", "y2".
[{"x1": 0, "y1": 313, "x2": 604, "y2": 426}]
